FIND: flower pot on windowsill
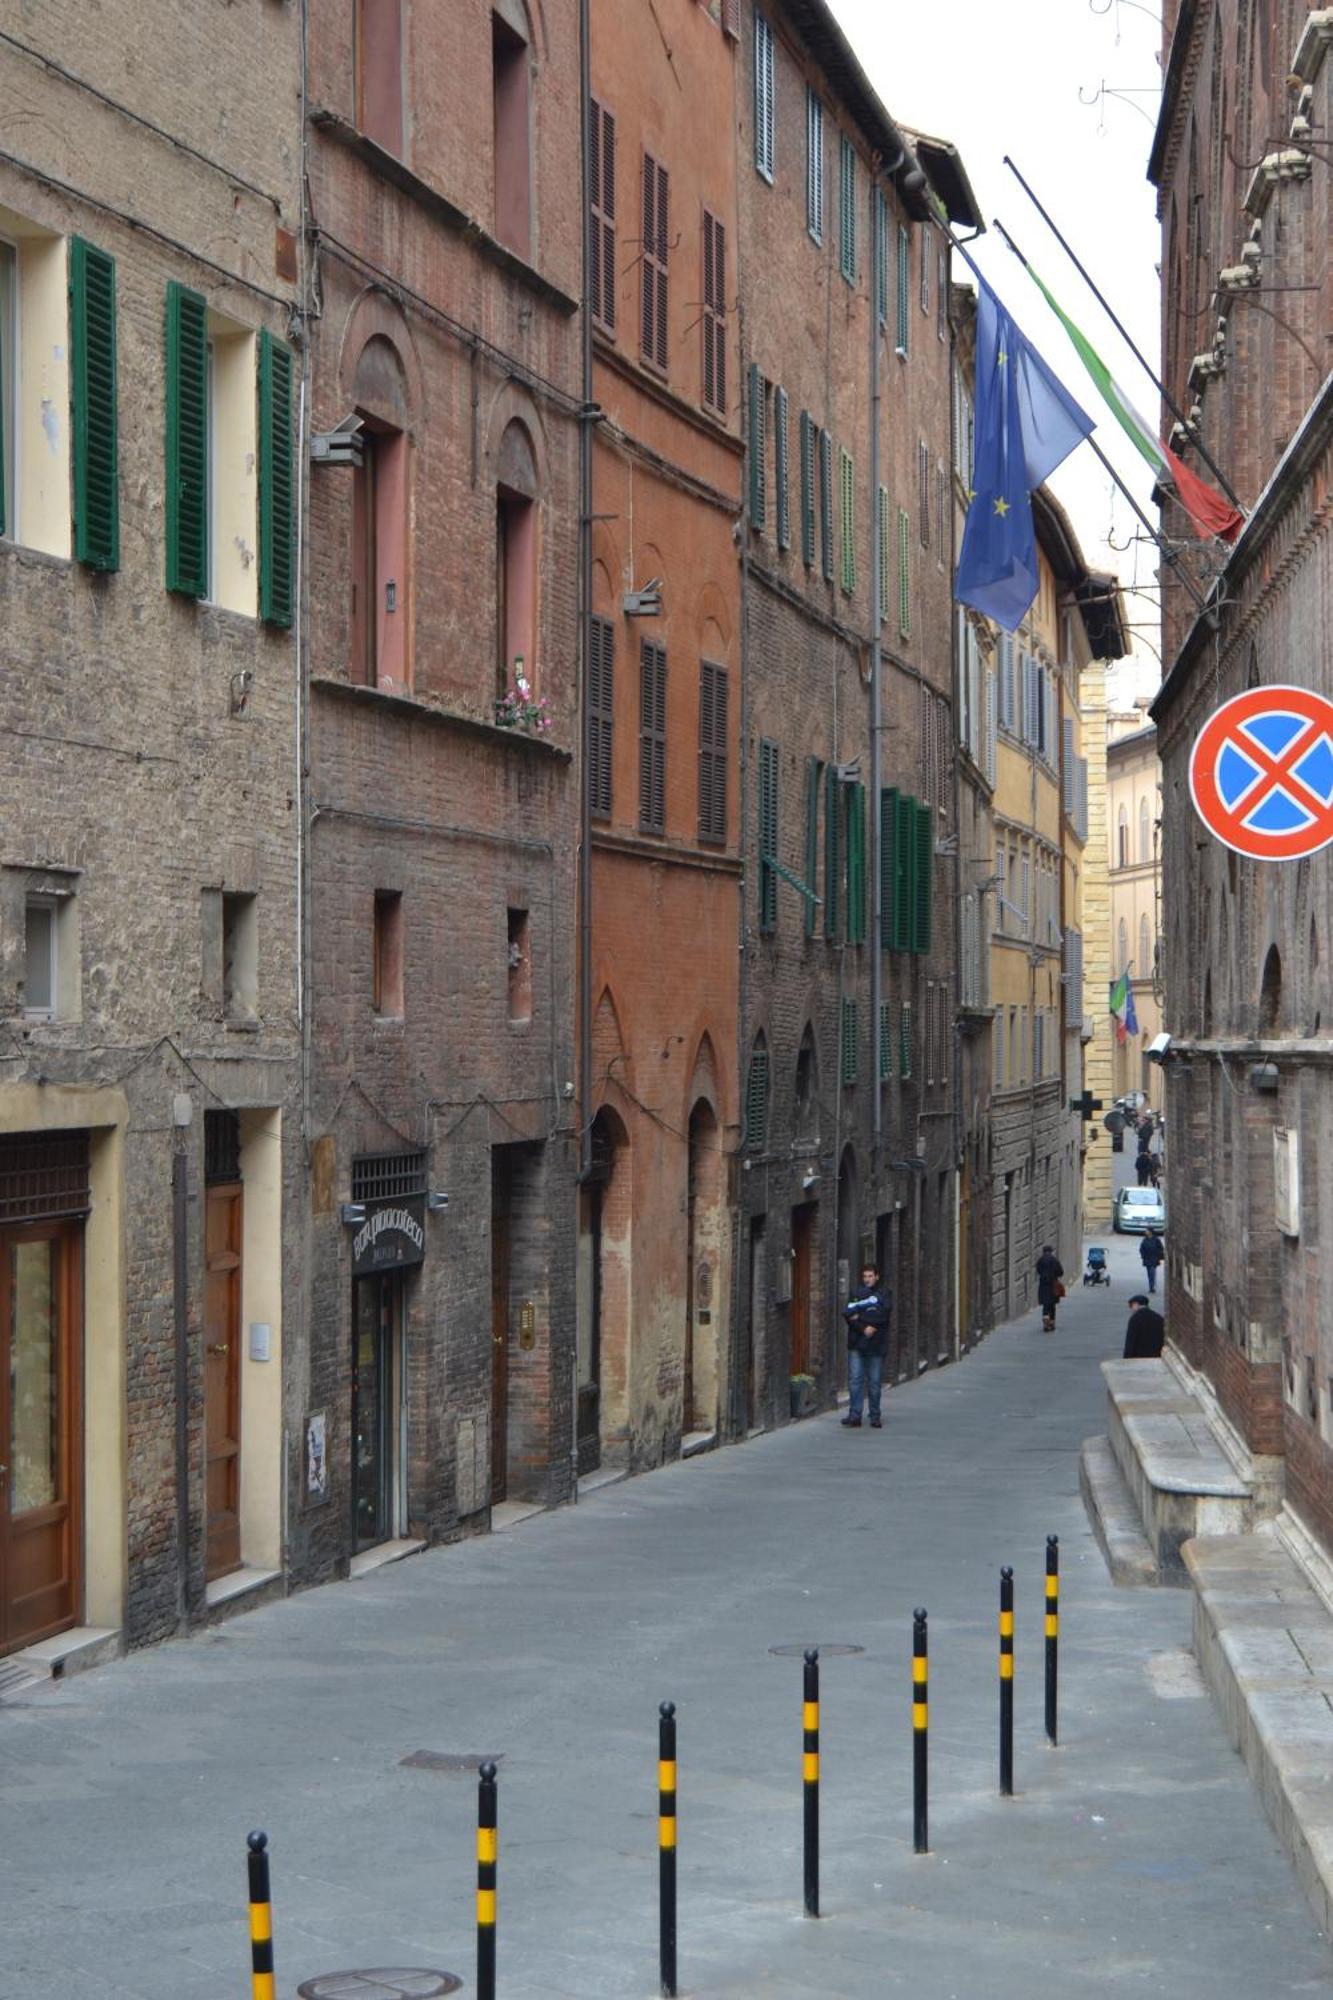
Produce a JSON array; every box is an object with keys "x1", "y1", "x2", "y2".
[{"x1": 789, "y1": 1373, "x2": 818, "y2": 1419}]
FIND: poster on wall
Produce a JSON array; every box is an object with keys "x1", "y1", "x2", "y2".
[{"x1": 305, "y1": 1411, "x2": 330, "y2": 1504}]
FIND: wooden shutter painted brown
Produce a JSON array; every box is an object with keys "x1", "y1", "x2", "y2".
[
  {"x1": 588, "y1": 615, "x2": 614, "y2": 819},
  {"x1": 590, "y1": 102, "x2": 616, "y2": 334},
  {"x1": 642, "y1": 155, "x2": 669, "y2": 370},
  {"x1": 722, "y1": 0, "x2": 740, "y2": 38},
  {"x1": 639, "y1": 640, "x2": 667, "y2": 832},
  {"x1": 698, "y1": 659, "x2": 728, "y2": 844},
  {"x1": 702, "y1": 212, "x2": 727, "y2": 415}
]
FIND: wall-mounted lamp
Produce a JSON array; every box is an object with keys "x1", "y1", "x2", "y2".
[
  {"x1": 623, "y1": 578, "x2": 663, "y2": 617},
  {"x1": 1249, "y1": 1062, "x2": 1280, "y2": 1094},
  {"x1": 340, "y1": 1202, "x2": 367, "y2": 1227},
  {"x1": 427, "y1": 1191, "x2": 450, "y2": 1212}
]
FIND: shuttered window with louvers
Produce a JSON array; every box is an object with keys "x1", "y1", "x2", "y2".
[
  {"x1": 744, "y1": 1040, "x2": 770, "y2": 1150},
  {"x1": 806, "y1": 90, "x2": 824, "y2": 241},
  {"x1": 588, "y1": 616, "x2": 614, "y2": 820},
  {"x1": 70, "y1": 238, "x2": 119, "y2": 572},
  {"x1": 165, "y1": 279, "x2": 208, "y2": 598},
  {"x1": 258, "y1": 329, "x2": 294, "y2": 627},
  {"x1": 754, "y1": 14, "x2": 774, "y2": 181},
  {"x1": 590, "y1": 101, "x2": 616, "y2": 335},
  {"x1": 641, "y1": 153, "x2": 669, "y2": 370},
  {"x1": 800, "y1": 411, "x2": 815, "y2": 566},
  {"x1": 702, "y1": 212, "x2": 727, "y2": 415},
  {"x1": 748, "y1": 362, "x2": 766, "y2": 528},
  {"x1": 819, "y1": 429, "x2": 833, "y2": 580},
  {"x1": 758, "y1": 736, "x2": 779, "y2": 930},
  {"x1": 774, "y1": 386, "x2": 790, "y2": 548},
  {"x1": 698, "y1": 660, "x2": 728, "y2": 846},
  {"x1": 838, "y1": 445, "x2": 855, "y2": 594},
  {"x1": 638, "y1": 640, "x2": 667, "y2": 833}
]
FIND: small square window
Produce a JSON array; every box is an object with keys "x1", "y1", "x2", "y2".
[
  {"x1": 221, "y1": 893, "x2": 258, "y2": 1022},
  {"x1": 373, "y1": 891, "x2": 404, "y2": 1018},
  {"x1": 507, "y1": 907, "x2": 532, "y2": 1023},
  {"x1": 23, "y1": 898, "x2": 55, "y2": 1017}
]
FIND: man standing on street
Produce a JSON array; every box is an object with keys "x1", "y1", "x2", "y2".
[
  {"x1": 1139, "y1": 1225, "x2": 1164, "y2": 1294},
  {"x1": 1035, "y1": 1245, "x2": 1065, "y2": 1332},
  {"x1": 1123, "y1": 1293, "x2": 1165, "y2": 1358},
  {"x1": 841, "y1": 1265, "x2": 891, "y2": 1430}
]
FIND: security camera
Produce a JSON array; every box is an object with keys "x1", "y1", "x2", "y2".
[{"x1": 1146, "y1": 1032, "x2": 1172, "y2": 1065}]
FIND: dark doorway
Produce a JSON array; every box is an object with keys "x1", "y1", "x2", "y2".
[
  {"x1": 1, "y1": 1221, "x2": 81, "y2": 1653},
  {"x1": 745, "y1": 1216, "x2": 765, "y2": 1431},
  {"x1": 790, "y1": 1203, "x2": 815, "y2": 1377},
  {"x1": 353, "y1": 1271, "x2": 402, "y2": 1549},
  {"x1": 204, "y1": 1111, "x2": 244, "y2": 1584},
  {"x1": 686, "y1": 1099, "x2": 722, "y2": 1436},
  {"x1": 580, "y1": 1110, "x2": 628, "y2": 1475},
  {"x1": 491, "y1": 1151, "x2": 513, "y2": 1504}
]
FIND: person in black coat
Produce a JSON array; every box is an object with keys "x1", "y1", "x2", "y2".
[
  {"x1": 1139, "y1": 1225, "x2": 1164, "y2": 1293},
  {"x1": 1035, "y1": 1246, "x2": 1064, "y2": 1332},
  {"x1": 1123, "y1": 1294, "x2": 1165, "y2": 1358},
  {"x1": 841, "y1": 1265, "x2": 892, "y2": 1429}
]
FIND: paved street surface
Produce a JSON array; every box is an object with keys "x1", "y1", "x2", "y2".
[{"x1": 4, "y1": 1221, "x2": 1331, "y2": 2000}]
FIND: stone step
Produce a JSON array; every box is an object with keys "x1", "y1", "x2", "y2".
[
  {"x1": 1103, "y1": 1356, "x2": 1256, "y2": 1582},
  {"x1": 1080, "y1": 1434, "x2": 1157, "y2": 1586}
]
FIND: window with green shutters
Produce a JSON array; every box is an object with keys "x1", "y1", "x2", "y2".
[
  {"x1": 899, "y1": 1000, "x2": 913, "y2": 1078},
  {"x1": 897, "y1": 506, "x2": 911, "y2": 638},
  {"x1": 896, "y1": 224, "x2": 910, "y2": 354},
  {"x1": 876, "y1": 484, "x2": 890, "y2": 622},
  {"x1": 845, "y1": 780, "x2": 866, "y2": 943},
  {"x1": 875, "y1": 187, "x2": 888, "y2": 327},
  {"x1": 804, "y1": 757, "x2": 822, "y2": 938},
  {"x1": 838, "y1": 445, "x2": 855, "y2": 594},
  {"x1": 799, "y1": 411, "x2": 815, "y2": 566},
  {"x1": 774, "y1": 386, "x2": 790, "y2": 549},
  {"x1": 913, "y1": 799, "x2": 934, "y2": 953},
  {"x1": 819, "y1": 428, "x2": 833, "y2": 581},
  {"x1": 878, "y1": 1001, "x2": 893, "y2": 1081},
  {"x1": 165, "y1": 280, "x2": 208, "y2": 597},
  {"x1": 840, "y1": 998, "x2": 858, "y2": 1084},
  {"x1": 70, "y1": 238, "x2": 119, "y2": 571},
  {"x1": 891, "y1": 790, "x2": 915, "y2": 952},
  {"x1": 823, "y1": 762, "x2": 841, "y2": 940},
  {"x1": 744, "y1": 1039, "x2": 770, "y2": 1150},
  {"x1": 258, "y1": 329, "x2": 294, "y2": 626},
  {"x1": 758, "y1": 736, "x2": 779, "y2": 932},
  {"x1": 839, "y1": 134, "x2": 856, "y2": 283},
  {"x1": 748, "y1": 362, "x2": 766, "y2": 530},
  {"x1": 879, "y1": 786, "x2": 897, "y2": 944}
]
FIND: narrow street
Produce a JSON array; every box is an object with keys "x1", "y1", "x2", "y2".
[{"x1": 3, "y1": 1216, "x2": 1328, "y2": 1999}]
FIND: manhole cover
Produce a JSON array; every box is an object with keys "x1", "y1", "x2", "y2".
[
  {"x1": 768, "y1": 1643, "x2": 864, "y2": 1658},
  {"x1": 400, "y1": 1750, "x2": 503, "y2": 1773},
  {"x1": 297, "y1": 1973, "x2": 462, "y2": 1998}
]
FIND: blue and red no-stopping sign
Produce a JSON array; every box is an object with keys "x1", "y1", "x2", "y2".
[{"x1": 1189, "y1": 685, "x2": 1333, "y2": 860}]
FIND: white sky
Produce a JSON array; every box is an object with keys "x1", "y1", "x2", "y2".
[{"x1": 832, "y1": 0, "x2": 1166, "y2": 701}]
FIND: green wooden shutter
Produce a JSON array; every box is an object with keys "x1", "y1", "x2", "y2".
[
  {"x1": 823, "y1": 763, "x2": 841, "y2": 939},
  {"x1": 258, "y1": 329, "x2": 294, "y2": 628},
  {"x1": 879, "y1": 786, "x2": 897, "y2": 943},
  {"x1": 913, "y1": 800, "x2": 934, "y2": 954},
  {"x1": 819, "y1": 429, "x2": 833, "y2": 580},
  {"x1": 876, "y1": 485, "x2": 889, "y2": 623},
  {"x1": 799, "y1": 411, "x2": 815, "y2": 566},
  {"x1": 875, "y1": 188, "x2": 888, "y2": 326},
  {"x1": 165, "y1": 280, "x2": 209, "y2": 597},
  {"x1": 840, "y1": 998, "x2": 858, "y2": 1084},
  {"x1": 846, "y1": 780, "x2": 866, "y2": 943},
  {"x1": 70, "y1": 238, "x2": 120, "y2": 571},
  {"x1": 804, "y1": 757, "x2": 821, "y2": 938},
  {"x1": 748, "y1": 362, "x2": 766, "y2": 529},
  {"x1": 878, "y1": 1001, "x2": 892, "y2": 1081},
  {"x1": 897, "y1": 506, "x2": 911, "y2": 637},
  {"x1": 839, "y1": 134, "x2": 856, "y2": 282},
  {"x1": 892, "y1": 792, "x2": 915, "y2": 953},
  {"x1": 899, "y1": 1000, "x2": 913, "y2": 1078},
  {"x1": 758, "y1": 736, "x2": 779, "y2": 933},
  {"x1": 838, "y1": 446, "x2": 855, "y2": 594},
  {"x1": 745, "y1": 1043, "x2": 770, "y2": 1150},
  {"x1": 774, "y1": 386, "x2": 790, "y2": 549},
  {"x1": 896, "y1": 224, "x2": 910, "y2": 352}
]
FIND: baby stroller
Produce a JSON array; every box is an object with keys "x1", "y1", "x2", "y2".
[{"x1": 1083, "y1": 1246, "x2": 1111, "y2": 1286}]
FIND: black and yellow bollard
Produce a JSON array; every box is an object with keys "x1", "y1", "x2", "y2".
[
  {"x1": 1045, "y1": 1535, "x2": 1060, "y2": 1747},
  {"x1": 999, "y1": 1566, "x2": 1015, "y2": 1797},
  {"x1": 246, "y1": 1830, "x2": 275, "y2": 2000},
  {"x1": 912, "y1": 1609, "x2": 928, "y2": 1854},
  {"x1": 803, "y1": 1648, "x2": 820, "y2": 1918},
  {"x1": 477, "y1": 1760, "x2": 498, "y2": 2000},
  {"x1": 659, "y1": 1701, "x2": 678, "y2": 1998}
]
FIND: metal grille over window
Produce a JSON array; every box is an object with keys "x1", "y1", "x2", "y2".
[
  {"x1": 205, "y1": 1109, "x2": 242, "y2": 1187},
  {"x1": 0, "y1": 1131, "x2": 91, "y2": 1223},
  {"x1": 351, "y1": 1150, "x2": 429, "y2": 1202}
]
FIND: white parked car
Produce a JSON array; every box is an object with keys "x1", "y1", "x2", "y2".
[{"x1": 1114, "y1": 1186, "x2": 1166, "y2": 1235}]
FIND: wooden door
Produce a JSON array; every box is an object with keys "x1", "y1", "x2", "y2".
[
  {"x1": 490, "y1": 1174, "x2": 510, "y2": 1505},
  {"x1": 204, "y1": 1184, "x2": 243, "y2": 1581},
  {"x1": 790, "y1": 1205, "x2": 814, "y2": 1377},
  {"x1": 1, "y1": 1223, "x2": 81, "y2": 1654}
]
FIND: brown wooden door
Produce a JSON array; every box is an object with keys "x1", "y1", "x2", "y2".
[
  {"x1": 205, "y1": 1184, "x2": 243, "y2": 1581},
  {"x1": 0, "y1": 1222, "x2": 81, "y2": 1655},
  {"x1": 790, "y1": 1204, "x2": 814, "y2": 1377},
  {"x1": 491, "y1": 1184, "x2": 510, "y2": 1505}
]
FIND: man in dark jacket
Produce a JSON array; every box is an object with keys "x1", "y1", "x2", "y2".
[
  {"x1": 1035, "y1": 1246, "x2": 1064, "y2": 1332},
  {"x1": 841, "y1": 1265, "x2": 891, "y2": 1429},
  {"x1": 1139, "y1": 1225, "x2": 1164, "y2": 1293},
  {"x1": 1123, "y1": 1294, "x2": 1165, "y2": 1358}
]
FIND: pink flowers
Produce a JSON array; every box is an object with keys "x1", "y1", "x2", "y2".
[{"x1": 495, "y1": 675, "x2": 553, "y2": 733}]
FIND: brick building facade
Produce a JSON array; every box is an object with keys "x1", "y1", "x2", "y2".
[
  {"x1": 0, "y1": 7, "x2": 304, "y2": 1656},
  {"x1": 300, "y1": 0, "x2": 582, "y2": 1573},
  {"x1": 1150, "y1": 3, "x2": 1333, "y2": 1546}
]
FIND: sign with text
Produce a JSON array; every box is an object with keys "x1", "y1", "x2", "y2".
[{"x1": 351, "y1": 1195, "x2": 427, "y2": 1276}]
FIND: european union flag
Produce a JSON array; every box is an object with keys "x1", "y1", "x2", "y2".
[{"x1": 956, "y1": 279, "x2": 1095, "y2": 632}]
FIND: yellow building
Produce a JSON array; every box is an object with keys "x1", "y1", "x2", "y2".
[{"x1": 1107, "y1": 706, "x2": 1163, "y2": 1111}]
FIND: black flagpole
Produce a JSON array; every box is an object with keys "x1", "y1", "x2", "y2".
[{"x1": 1003, "y1": 154, "x2": 1244, "y2": 512}]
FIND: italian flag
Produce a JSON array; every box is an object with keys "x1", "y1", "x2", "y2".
[
  {"x1": 1109, "y1": 968, "x2": 1131, "y2": 1046},
  {"x1": 1027, "y1": 267, "x2": 1244, "y2": 545}
]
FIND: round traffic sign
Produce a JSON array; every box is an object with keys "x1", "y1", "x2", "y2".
[{"x1": 1189, "y1": 685, "x2": 1333, "y2": 860}]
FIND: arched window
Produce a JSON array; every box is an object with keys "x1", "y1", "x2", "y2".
[
  {"x1": 1139, "y1": 914, "x2": 1151, "y2": 979},
  {"x1": 496, "y1": 419, "x2": 539, "y2": 705},
  {"x1": 794, "y1": 1024, "x2": 818, "y2": 1145},
  {"x1": 351, "y1": 334, "x2": 412, "y2": 690},
  {"x1": 1117, "y1": 804, "x2": 1129, "y2": 869},
  {"x1": 1138, "y1": 796, "x2": 1150, "y2": 864},
  {"x1": 1117, "y1": 917, "x2": 1129, "y2": 972},
  {"x1": 1259, "y1": 944, "x2": 1282, "y2": 1035}
]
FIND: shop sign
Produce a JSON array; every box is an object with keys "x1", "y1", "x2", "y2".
[{"x1": 352, "y1": 1195, "x2": 427, "y2": 1275}]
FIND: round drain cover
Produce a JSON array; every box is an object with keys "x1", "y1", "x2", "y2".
[
  {"x1": 768, "y1": 1643, "x2": 864, "y2": 1657},
  {"x1": 298, "y1": 1973, "x2": 462, "y2": 1998}
]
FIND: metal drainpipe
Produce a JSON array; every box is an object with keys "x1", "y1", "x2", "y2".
[
  {"x1": 574, "y1": 0, "x2": 594, "y2": 1499},
  {"x1": 869, "y1": 176, "x2": 883, "y2": 1163},
  {"x1": 732, "y1": 296, "x2": 751, "y2": 1442},
  {"x1": 947, "y1": 287, "x2": 965, "y2": 1365}
]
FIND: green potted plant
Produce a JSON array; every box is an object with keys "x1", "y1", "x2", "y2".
[{"x1": 789, "y1": 1372, "x2": 818, "y2": 1419}]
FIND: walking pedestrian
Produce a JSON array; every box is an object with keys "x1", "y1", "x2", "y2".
[
  {"x1": 1139, "y1": 1225, "x2": 1164, "y2": 1294},
  {"x1": 840, "y1": 1265, "x2": 891, "y2": 1429},
  {"x1": 1123, "y1": 1293, "x2": 1165, "y2": 1358},
  {"x1": 1135, "y1": 1144, "x2": 1154, "y2": 1188},
  {"x1": 1035, "y1": 1245, "x2": 1065, "y2": 1333}
]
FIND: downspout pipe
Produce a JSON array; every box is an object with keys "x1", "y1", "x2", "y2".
[
  {"x1": 869, "y1": 170, "x2": 884, "y2": 1160},
  {"x1": 574, "y1": 0, "x2": 594, "y2": 1498}
]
